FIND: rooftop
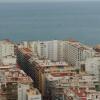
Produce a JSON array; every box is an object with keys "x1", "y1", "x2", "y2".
[
  {"x1": 0, "y1": 68, "x2": 32, "y2": 83},
  {"x1": 27, "y1": 88, "x2": 41, "y2": 96},
  {"x1": 20, "y1": 48, "x2": 32, "y2": 54},
  {"x1": 67, "y1": 40, "x2": 93, "y2": 51},
  {"x1": 33, "y1": 59, "x2": 68, "y2": 67},
  {"x1": 70, "y1": 87, "x2": 87, "y2": 99},
  {"x1": 0, "y1": 40, "x2": 14, "y2": 45}
]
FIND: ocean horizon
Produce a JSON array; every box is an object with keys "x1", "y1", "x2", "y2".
[{"x1": 0, "y1": 1, "x2": 100, "y2": 45}]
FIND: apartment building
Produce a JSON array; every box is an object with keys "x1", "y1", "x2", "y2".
[
  {"x1": 64, "y1": 40, "x2": 95, "y2": 68},
  {"x1": 0, "y1": 40, "x2": 15, "y2": 59},
  {"x1": 45, "y1": 72, "x2": 98, "y2": 100},
  {"x1": 85, "y1": 53, "x2": 100, "y2": 81},
  {"x1": 26, "y1": 88, "x2": 41, "y2": 100},
  {"x1": 0, "y1": 67, "x2": 33, "y2": 100},
  {"x1": 18, "y1": 83, "x2": 41, "y2": 100},
  {"x1": 28, "y1": 40, "x2": 65, "y2": 62},
  {"x1": 64, "y1": 87, "x2": 100, "y2": 100}
]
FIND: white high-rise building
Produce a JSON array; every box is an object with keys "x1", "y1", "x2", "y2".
[
  {"x1": 28, "y1": 41, "x2": 38, "y2": 55},
  {"x1": 57, "y1": 40, "x2": 65, "y2": 61},
  {"x1": 85, "y1": 55, "x2": 100, "y2": 81},
  {"x1": 22, "y1": 41, "x2": 28, "y2": 48},
  {"x1": 18, "y1": 83, "x2": 30, "y2": 100},
  {"x1": 36, "y1": 41, "x2": 48, "y2": 59},
  {"x1": 64, "y1": 40, "x2": 95, "y2": 67},
  {"x1": 47, "y1": 40, "x2": 58, "y2": 61},
  {"x1": 0, "y1": 56, "x2": 16, "y2": 65},
  {"x1": 0, "y1": 40, "x2": 14, "y2": 59},
  {"x1": 0, "y1": 40, "x2": 16, "y2": 67}
]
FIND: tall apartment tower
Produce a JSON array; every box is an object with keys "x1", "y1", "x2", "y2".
[
  {"x1": 0, "y1": 40, "x2": 14, "y2": 59},
  {"x1": 64, "y1": 40, "x2": 95, "y2": 68}
]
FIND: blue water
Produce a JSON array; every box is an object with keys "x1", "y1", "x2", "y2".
[{"x1": 0, "y1": 2, "x2": 100, "y2": 45}]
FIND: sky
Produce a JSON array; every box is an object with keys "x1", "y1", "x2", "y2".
[{"x1": 0, "y1": 0, "x2": 99, "y2": 3}]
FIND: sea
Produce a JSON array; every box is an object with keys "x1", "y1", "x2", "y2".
[{"x1": 0, "y1": 1, "x2": 100, "y2": 45}]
